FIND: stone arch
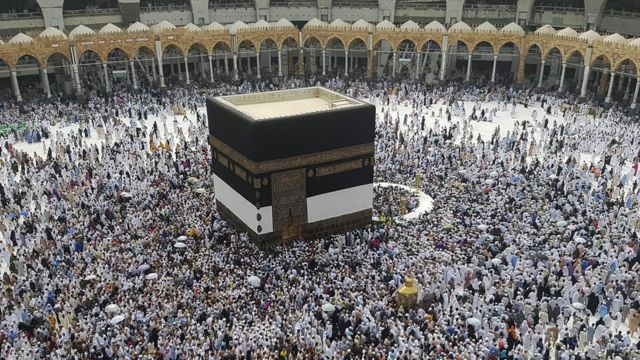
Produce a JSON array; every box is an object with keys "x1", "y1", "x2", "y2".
[
  {"x1": 104, "y1": 47, "x2": 132, "y2": 63},
  {"x1": 373, "y1": 37, "x2": 395, "y2": 52},
  {"x1": 187, "y1": 42, "x2": 208, "y2": 57},
  {"x1": 135, "y1": 46, "x2": 155, "y2": 60},
  {"x1": 79, "y1": 49, "x2": 103, "y2": 64},
  {"x1": 326, "y1": 37, "x2": 346, "y2": 50},
  {"x1": 418, "y1": 38, "x2": 442, "y2": 51},
  {"x1": 448, "y1": 40, "x2": 470, "y2": 54},
  {"x1": 303, "y1": 36, "x2": 322, "y2": 49},
  {"x1": 563, "y1": 48, "x2": 585, "y2": 63},
  {"x1": 163, "y1": 44, "x2": 185, "y2": 60},
  {"x1": 472, "y1": 41, "x2": 495, "y2": 55},
  {"x1": 347, "y1": 36, "x2": 368, "y2": 50},
  {"x1": 543, "y1": 46, "x2": 564, "y2": 61},
  {"x1": 15, "y1": 54, "x2": 41, "y2": 70},
  {"x1": 303, "y1": 36, "x2": 322, "y2": 75},
  {"x1": 279, "y1": 36, "x2": 298, "y2": 51},
  {"x1": 45, "y1": 52, "x2": 70, "y2": 68},
  {"x1": 613, "y1": 58, "x2": 638, "y2": 74},
  {"x1": 259, "y1": 38, "x2": 278, "y2": 52},
  {"x1": 591, "y1": 54, "x2": 611, "y2": 70}
]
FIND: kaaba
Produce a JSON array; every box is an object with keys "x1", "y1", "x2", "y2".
[{"x1": 207, "y1": 86, "x2": 375, "y2": 243}]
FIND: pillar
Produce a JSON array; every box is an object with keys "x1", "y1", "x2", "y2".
[
  {"x1": 491, "y1": 55, "x2": 497, "y2": 82},
  {"x1": 415, "y1": 52, "x2": 421, "y2": 80},
  {"x1": 537, "y1": 59, "x2": 545, "y2": 87},
  {"x1": 322, "y1": 48, "x2": 326, "y2": 76},
  {"x1": 154, "y1": 39, "x2": 166, "y2": 89},
  {"x1": 232, "y1": 54, "x2": 238, "y2": 80},
  {"x1": 256, "y1": 51, "x2": 261, "y2": 79},
  {"x1": 440, "y1": 34, "x2": 449, "y2": 81},
  {"x1": 618, "y1": 70, "x2": 625, "y2": 92},
  {"x1": 278, "y1": 49, "x2": 283, "y2": 76},
  {"x1": 102, "y1": 62, "x2": 112, "y2": 94},
  {"x1": 130, "y1": 61, "x2": 138, "y2": 90},
  {"x1": 183, "y1": 57, "x2": 190, "y2": 84},
  {"x1": 151, "y1": 58, "x2": 157, "y2": 81},
  {"x1": 392, "y1": 51, "x2": 397, "y2": 77},
  {"x1": 558, "y1": 62, "x2": 567, "y2": 92},
  {"x1": 10, "y1": 70, "x2": 22, "y2": 102},
  {"x1": 344, "y1": 49, "x2": 349, "y2": 77},
  {"x1": 366, "y1": 49, "x2": 373, "y2": 79},
  {"x1": 624, "y1": 76, "x2": 631, "y2": 100},
  {"x1": 605, "y1": 72, "x2": 615, "y2": 102},
  {"x1": 224, "y1": 53, "x2": 229, "y2": 74},
  {"x1": 208, "y1": 54, "x2": 214, "y2": 83},
  {"x1": 41, "y1": 68, "x2": 51, "y2": 98},
  {"x1": 580, "y1": 65, "x2": 590, "y2": 97},
  {"x1": 466, "y1": 54, "x2": 472, "y2": 81},
  {"x1": 631, "y1": 80, "x2": 640, "y2": 108}
]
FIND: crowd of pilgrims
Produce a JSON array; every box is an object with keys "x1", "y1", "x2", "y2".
[
  {"x1": 0, "y1": 73, "x2": 639, "y2": 360},
  {"x1": 372, "y1": 186, "x2": 419, "y2": 220}
]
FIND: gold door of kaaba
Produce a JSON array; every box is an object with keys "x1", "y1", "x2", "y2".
[{"x1": 271, "y1": 169, "x2": 307, "y2": 241}]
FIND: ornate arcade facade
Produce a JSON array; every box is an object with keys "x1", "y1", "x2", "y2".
[{"x1": 2, "y1": 18, "x2": 640, "y2": 107}]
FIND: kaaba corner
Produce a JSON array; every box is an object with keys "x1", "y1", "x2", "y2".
[{"x1": 207, "y1": 86, "x2": 375, "y2": 244}]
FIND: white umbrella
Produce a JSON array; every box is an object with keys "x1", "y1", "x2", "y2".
[
  {"x1": 145, "y1": 272, "x2": 158, "y2": 280},
  {"x1": 174, "y1": 242, "x2": 187, "y2": 248},
  {"x1": 467, "y1": 317, "x2": 481, "y2": 327},
  {"x1": 138, "y1": 264, "x2": 150, "y2": 272},
  {"x1": 195, "y1": 188, "x2": 206, "y2": 194},
  {"x1": 187, "y1": 177, "x2": 198, "y2": 183},
  {"x1": 574, "y1": 237, "x2": 587, "y2": 244},
  {"x1": 105, "y1": 304, "x2": 120, "y2": 314},
  {"x1": 572, "y1": 302, "x2": 585, "y2": 310},
  {"x1": 176, "y1": 235, "x2": 188, "y2": 241},
  {"x1": 248, "y1": 275, "x2": 261, "y2": 288},
  {"x1": 322, "y1": 303, "x2": 335, "y2": 313},
  {"x1": 109, "y1": 315, "x2": 126, "y2": 325},
  {"x1": 491, "y1": 258, "x2": 502, "y2": 265},
  {"x1": 490, "y1": 171, "x2": 499, "y2": 178},
  {"x1": 84, "y1": 275, "x2": 97, "y2": 281},
  {"x1": 477, "y1": 224, "x2": 489, "y2": 231},
  {"x1": 557, "y1": 220, "x2": 568, "y2": 228},
  {"x1": 484, "y1": 179, "x2": 494, "y2": 185},
  {"x1": 121, "y1": 192, "x2": 132, "y2": 198}
]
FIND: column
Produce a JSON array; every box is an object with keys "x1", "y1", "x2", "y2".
[
  {"x1": 154, "y1": 40, "x2": 165, "y2": 89},
  {"x1": 256, "y1": 51, "x2": 261, "y2": 79},
  {"x1": 183, "y1": 57, "x2": 190, "y2": 84},
  {"x1": 177, "y1": 60, "x2": 183, "y2": 80},
  {"x1": 440, "y1": 50, "x2": 447, "y2": 80},
  {"x1": 72, "y1": 64, "x2": 82, "y2": 93},
  {"x1": 232, "y1": 54, "x2": 238, "y2": 80},
  {"x1": 392, "y1": 51, "x2": 397, "y2": 77},
  {"x1": 130, "y1": 61, "x2": 138, "y2": 90},
  {"x1": 322, "y1": 48, "x2": 326, "y2": 76},
  {"x1": 102, "y1": 62, "x2": 112, "y2": 94},
  {"x1": 605, "y1": 72, "x2": 615, "y2": 102},
  {"x1": 344, "y1": 49, "x2": 349, "y2": 77},
  {"x1": 10, "y1": 70, "x2": 22, "y2": 102},
  {"x1": 466, "y1": 54, "x2": 472, "y2": 81},
  {"x1": 537, "y1": 59, "x2": 545, "y2": 87},
  {"x1": 278, "y1": 49, "x2": 283, "y2": 77},
  {"x1": 151, "y1": 58, "x2": 157, "y2": 81},
  {"x1": 491, "y1": 55, "x2": 497, "y2": 82},
  {"x1": 558, "y1": 62, "x2": 567, "y2": 92},
  {"x1": 631, "y1": 80, "x2": 640, "y2": 108},
  {"x1": 580, "y1": 65, "x2": 590, "y2": 97},
  {"x1": 624, "y1": 76, "x2": 631, "y2": 100},
  {"x1": 41, "y1": 68, "x2": 51, "y2": 98},
  {"x1": 415, "y1": 52, "x2": 421, "y2": 79},
  {"x1": 298, "y1": 47, "x2": 304, "y2": 75},
  {"x1": 617, "y1": 70, "x2": 625, "y2": 92},
  {"x1": 208, "y1": 55, "x2": 214, "y2": 83},
  {"x1": 224, "y1": 53, "x2": 229, "y2": 74}
]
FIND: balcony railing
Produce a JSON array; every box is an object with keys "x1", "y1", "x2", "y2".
[
  {"x1": 532, "y1": 6, "x2": 585, "y2": 14},
  {"x1": 0, "y1": 11, "x2": 42, "y2": 20},
  {"x1": 63, "y1": 8, "x2": 121, "y2": 16},
  {"x1": 270, "y1": 0, "x2": 316, "y2": 7},
  {"x1": 142, "y1": 4, "x2": 191, "y2": 12},
  {"x1": 603, "y1": 9, "x2": 640, "y2": 19}
]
